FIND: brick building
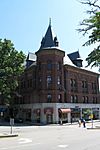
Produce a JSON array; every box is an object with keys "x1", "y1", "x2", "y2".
[{"x1": 14, "y1": 22, "x2": 100, "y2": 124}]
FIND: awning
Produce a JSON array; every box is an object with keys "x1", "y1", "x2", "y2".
[{"x1": 59, "y1": 108, "x2": 71, "y2": 113}]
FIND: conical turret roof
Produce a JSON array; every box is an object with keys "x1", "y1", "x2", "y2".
[{"x1": 39, "y1": 20, "x2": 59, "y2": 49}]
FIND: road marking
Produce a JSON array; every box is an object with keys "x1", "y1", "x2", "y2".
[
  {"x1": 18, "y1": 138, "x2": 32, "y2": 144},
  {"x1": 58, "y1": 144, "x2": 68, "y2": 148},
  {"x1": 1, "y1": 143, "x2": 41, "y2": 150}
]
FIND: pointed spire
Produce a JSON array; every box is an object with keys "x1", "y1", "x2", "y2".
[
  {"x1": 49, "y1": 18, "x2": 51, "y2": 26},
  {"x1": 39, "y1": 20, "x2": 59, "y2": 49}
]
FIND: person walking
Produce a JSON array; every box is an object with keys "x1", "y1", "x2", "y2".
[
  {"x1": 78, "y1": 119, "x2": 81, "y2": 127},
  {"x1": 83, "y1": 119, "x2": 86, "y2": 128}
]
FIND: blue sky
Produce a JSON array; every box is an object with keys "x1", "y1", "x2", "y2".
[{"x1": 0, "y1": 0, "x2": 99, "y2": 71}]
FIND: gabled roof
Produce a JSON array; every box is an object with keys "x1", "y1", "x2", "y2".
[{"x1": 39, "y1": 21, "x2": 59, "y2": 49}]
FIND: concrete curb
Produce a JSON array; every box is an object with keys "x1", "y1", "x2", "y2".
[
  {"x1": 87, "y1": 127, "x2": 100, "y2": 130},
  {"x1": 0, "y1": 134, "x2": 18, "y2": 138}
]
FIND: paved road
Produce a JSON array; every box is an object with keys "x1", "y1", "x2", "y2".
[{"x1": 0, "y1": 121, "x2": 100, "y2": 150}]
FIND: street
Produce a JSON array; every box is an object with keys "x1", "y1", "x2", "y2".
[{"x1": 0, "y1": 122, "x2": 100, "y2": 150}]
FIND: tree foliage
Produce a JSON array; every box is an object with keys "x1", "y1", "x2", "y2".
[
  {"x1": 78, "y1": 0, "x2": 100, "y2": 68},
  {"x1": 0, "y1": 39, "x2": 26, "y2": 105}
]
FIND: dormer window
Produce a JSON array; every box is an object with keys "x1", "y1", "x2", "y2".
[{"x1": 54, "y1": 37, "x2": 59, "y2": 47}]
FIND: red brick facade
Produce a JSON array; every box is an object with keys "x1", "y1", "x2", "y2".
[{"x1": 17, "y1": 48, "x2": 100, "y2": 105}]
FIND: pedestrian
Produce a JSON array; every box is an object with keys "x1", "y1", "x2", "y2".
[
  {"x1": 59, "y1": 118, "x2": 63, "y2": 125},
  {"x1": 83, "y1": 119, "x2": 86, "y2": 128},
  {"x1": 78, "y1": 119, "x2": 81, "y2": 127}
]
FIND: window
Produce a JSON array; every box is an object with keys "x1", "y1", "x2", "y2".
[
  {"x1": 82, "y1": 81, "x2": 87, "y2": 88},
  {"x1": 47, "y1": 61, "x2": 52, "y2": 70},
  {"x1": 92, "y1": 82, "x2": 97, "y2": 94},
  {"x1": 57, "y1": 76, "x2": 61, "y2": 85},
  {"x1": 82, "y1": 96, "x2": 85, "y2": 103},
  {"x1": 70, "y1": 79, "x2": 73, "y2": 87},
  {"x1": 71, "y1": 95, "x2": 78, "y2": 103},
  {"x1": 70, "y1": 79, "x2": 77, "y2": 92},
  {"x1": 47, "y1": 75, "x2": 52, "y2": 88},
  {"x1": 58, "y1": 94, "x2": 62, "y2": 103},
  {"x1": 85, "y1": 96, "x2": 88, "y2": 103},
  {"x1": 57, "y1": 62, "x2": 61, "y2": 70},
  {"x1": 82, "y1": 96, "x2": 88, "y2": 103},
  {"x1": 82, "y1": 80, "x2": 88, "y2": 93},
  {"x1": 47, "y1": 94, "x2": 52, "y2": 102},
  {"x1": 47, "y1": 76, "x2": 52, "y2": 84},
  {"x1": 74, "y1": 95, "x2": 78, "y2": 103},
  {"x1": 93, "y1": 97, "x2": 97, "y2": 104},
  {"x1": 70, "y1": 79, "x2": 77, "y2": 87},
  {"x1": 71, "y1": 95, "x2": 74, "y2": 103}
]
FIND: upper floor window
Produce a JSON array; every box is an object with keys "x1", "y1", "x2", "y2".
[
  {"x1": 82, "y1": 80, "x2": 88, "y2": 88},
  {"x1": 47, "y1": 75, "x2": 52, "y2": 84},
  {"x1": 57, "y1": 76, "x2": 61, "y2": 85},
  {"x1": 74, "y1": 95, "x2": 78, "y2": 103},
  {"x1": 82, "y1": 96, "x2": 85, "y2": 103},
  {"x1": 82, "y1": 96, "x2": 88, "y2": 103},
  {"x1": 58, "y1": 94, "x2": 62, "y2": 103},
  {"x1": 82, "y1": 80, "x2": 88, "y2": 93},
  {"x1": 93, "y1": 97, "x2": 97, "y2": 104},
  {"x1": 57, "y1": 62, "x2": 61, "y2": 70},
  {"x1": 92, "y1": 82, "x2": 97, "y2": 94},
  {"x1": 47, "y1": 75, "x2": 52, "y2": 89},
  {"x1": 70, "y1": 79, "x2": 77, "y2": 87},
  {"x1": 70, "y1": 79, "x2": 77, "y2": 92},
  {"x1": 47, "y1": 60, "x2": 52, "y2": 70},
  {"x1": 71, "y1": 95, "x2": 78, "y2": 103},
  {"x1": 71, "y1": 95, "x2": 74, "y2": 103},
  {"x1": 47, "y1": 94, "x2": 52, "y2": 102},
  {"x1": 85, "y1": 96, "x2": 88, "y2": 103}
]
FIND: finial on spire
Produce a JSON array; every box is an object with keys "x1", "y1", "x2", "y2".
[{"x1": 49, "y1": 18, "x2": 51, "y2": 26}]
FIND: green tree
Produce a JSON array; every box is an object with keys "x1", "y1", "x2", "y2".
[
  {"x1": 78, "y1": 0, "x2": 100, "y2": 68},
  {"x1": 0, "y1": 39, "x2": 26, "y2": 106}
]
